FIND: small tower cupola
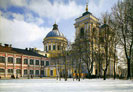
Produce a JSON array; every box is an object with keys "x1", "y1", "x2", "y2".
[
  {"x1": 86, "y1": 2, "x2": 88, "y2": 12},
  {"x1": 53, "y1": 23, "x2": 58, "y2": 30}
]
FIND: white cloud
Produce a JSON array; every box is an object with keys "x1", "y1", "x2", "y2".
[
  {"x1": 0, "y1": 0, "x2": 119, "y2": 49},
  {"x1": 0, "y1": 0, "x2": 84, "y2": 21},
  {"x1": 27, "y1": 0, "x2": 83, "y2": 21},
  {"x1": 12, "y1": 13, "x2": 24, "y2": 21},
  {"x1": 0, "y1": 0, "x2": 26, "y2": 9},
  {"x1": 25, "y1": 13, "x2": 44, "y2": 25},
  {"x1": 0, "y1": 13, "x2": 51, "y2": 49},
  {"x1": 87, "y1": 0, "x2": 118, "y2": 18},
  {"x1": 0, "y1": 11, "x2": 44, "y2": 26}
]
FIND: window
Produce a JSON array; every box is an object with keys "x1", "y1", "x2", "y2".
[
  {"x1": 30, "y1": 70, "x2": 34, "y2": 74},
  {"x1": 45, "y1": 54, "x2": 47, "y2": 57},
  {"x1": 41, "y1": 61, "x2": 44, "y2": 66},
  {"x1": 16, "y1": 69, "x2": 21, "y2": 74},
  {"x1": 8, "y1": 69, "x2": 13, "y2": 73},
  {"x1": 46, "y1": 61, "x2": 49, "y2": 66},
  {"x1": 35, "y1": 70, "x2": 39, "y2": 75},
  {"x1": 80, "y1": 28, "x2": 84, "y2": 37},
  {"x1": 58, "y1": 45, "x2": 60, "y2": 50},
  {"x1": 41, "y1": 70, "x2": 44, "y2": 76},
  {"x1": 36, "y1": 60, "x2": 39, "y2": 65},
  {"x1": 100, "y1": 37, "x2": 104, "y2": 43},
  {"x1": 53, "y1": 45, "x2": 56, "y2": 50},
  {"x1": 46, "y1": 46, "x2": 47, "y2": 51},
  {"x1": 30, "y1": 59, "x2": 34, "y2": 65},
  {"x1": 24, "y1": 70, "x2": 28, "y2": 75},
  {"x1": 0, "y1": 56, "x2": 5, "y2": 63},
  {"x1": 0, "y1": 68, "x2": 5, "y2": 73},
  {"x1": 24, "y1": 59, "x2": 28, "y2": 64},
  {"x1": 50, "y1": 70, "x2": 53, "y2": 76},
  {"x1": 16, "y1": 58, "x2": 21, "y2": 64},
  {"x1": 8, "y1": 57, "x2": 13, "y2": 63},
  {"x1": 49, "y1": 45, "x2": 51, "y2": 50}
]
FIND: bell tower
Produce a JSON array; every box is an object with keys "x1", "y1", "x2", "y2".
[{"x1": 74, "y1": 3, "x2": 100, "y2": 75}]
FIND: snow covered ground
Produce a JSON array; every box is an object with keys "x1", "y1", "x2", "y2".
[{"x1": 0, "y1": 78, "x2": 133, "y2": 92}]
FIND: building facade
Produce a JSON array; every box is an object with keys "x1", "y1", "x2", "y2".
[
  {"x1": 43, "y1": 23, "x2": 70, "y2": 78},
  {"x1": 73, "y1": 3, "x2": 118, "y2": 77},
  {"x1": 0, "y1": 44, "x2": 51, "y2": 78},
  {"x1": 43, "y1": 23, "x2": 68, "y2": 58}
]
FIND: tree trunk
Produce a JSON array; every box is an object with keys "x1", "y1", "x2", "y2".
[
  {"x1": 78, "y1": 58, "x2": 81, "y2": 81},
  {"x1": 114, "y1": 42, "x2": 116, "y2": 79},
  {"x1": 103, "y1": 68, "x2": 107, "y2": 80},
  {"x1": 127, "y1": 58, "x2": 131, "y2": 79},
  {"x1": 65, "y1": 56, "x2": 67, "y2": 81}
]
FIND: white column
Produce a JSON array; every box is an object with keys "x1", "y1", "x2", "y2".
[
  {"x1": 13, "y1": 54, "x2": 16, "y2": 76},
  {"x1": 56, "y1": 43, "x2": 57, "y2": 51},
  {"x1": 76, "y1": 27, "x2": 78, "y2": 38},
  {"x1": 5, "y1": 53, "x2": 8, "y2": 77},
  {"x1": 28, "y1": 58, "x2": 30, "y2": 76},
  {"x1": 21, "y1": 56, "x2": 24, "y2": 77},
  {"x1": 51, "y1": 43, "x2": 53, "y2": 50},
  {"x1": 47, "y1": 43, "x2": 49, "y2": 51},
  {"x1": 45, "y1": 68, "x2": 47, "y2": 77},
  {"x1": 33, "y1": 59, "x2": 35, "y2": 76}
]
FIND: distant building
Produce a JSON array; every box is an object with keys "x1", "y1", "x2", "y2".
[{"x1": 0, "y1": 44, "x2": 50, "y2": 78}]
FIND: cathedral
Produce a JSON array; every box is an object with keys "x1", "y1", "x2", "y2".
[{"x1": 0, "y1": 4, "x2": 118, "y2": 78}]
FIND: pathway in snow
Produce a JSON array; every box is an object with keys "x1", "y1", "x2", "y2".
[{"x1": 0, "y1": 79, "x2": 133, "y2": 92}]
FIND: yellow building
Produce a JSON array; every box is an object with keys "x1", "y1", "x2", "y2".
[
  {"x1": 74, "y1": 3, "x2": 100, "y2": 76},
  {"x1": 43, "y1": 23, "x2": 68, "y2": 77},
  {"x1": 73, "y1": 3, "x2": 118, "y2": 78}
]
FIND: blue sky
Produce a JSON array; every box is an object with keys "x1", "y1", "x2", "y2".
[{"x1": 0, "y1": 0, "x2": 119, "y2": 50}]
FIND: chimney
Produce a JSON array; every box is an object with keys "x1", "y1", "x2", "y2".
[
  {"x1": 29, "y1": 48, "x2": 31, "y2": 50},
  {"x1": 4, "y1": 44, "x2": 9, "y2": 47},
  {"x1": 9, "y1": 44, "x2": 12, "y2": 47}
]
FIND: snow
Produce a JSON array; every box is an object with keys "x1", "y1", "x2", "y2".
[{"x1": 0, "y1": 79, "x2": 133, "y2": 92}]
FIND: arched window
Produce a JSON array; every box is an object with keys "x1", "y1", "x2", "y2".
[
  {"x1": 92, "y1": 28, "x2": 96, "y2": 35},
  {"x1": 0, "y1": 68, "x2": 5, "y2": 73},
  {"x1": 46, "y1": 61, "x2": 49, "y2": 66},
  {"x1": 16, "y1": 58, "x2": 21, "y2": 64},
  {"x1": 16, "y1": 69, "x2": 21, "y2": 74},
  {"x1": 58, "y1": 45, "x2": 60, "y2": 50},
  {"x1": 24, "y1": 59, "x2": 28, "y2": 64},
  {"x1": 53, "y1": 45, "x2": 56, "y2": 50},
  {"x1": 35, "y1": 60, "x2": 39, "y2": 65},
  {"x1": 49, "y1": 45, "x2": 51, "y2": 50},
  {"x1": 30, "y1": 59, "x2": 34, "y2": 65},
  {"x1": 35, "y1": 70, "x2": 39, "y2": 75},
  {"x1": 80, "y1": 28, "x2": 84, "y2": 37},
  {"x1": 41, "y1": 61, "x2": 44, "y2": 66},
  {"x1": 0, "y1": 56, "x2": 5, "y2": 63},
  {"x1": 24, "y1": 70, "x2": 28, "y2": 75},
  {"x1": 45, "y1": 46, "x2": 47, "y2": 51},
  {"x1": 8, "y1": 69, "x2": 13, "y2": 74},
  {"x1": 8, "y1": 57, "x2": 13, "y2": 63}
]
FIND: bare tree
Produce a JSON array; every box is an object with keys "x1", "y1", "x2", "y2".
[
  {"x1": 100, "y1": 13, "x2": 115, "y2": 80},
  {"x1": 112, "y1": 0, "x2": 133, "y2": 79}
]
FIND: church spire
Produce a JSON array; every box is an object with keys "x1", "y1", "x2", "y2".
[{"x1": 86, "y1": 1, "x2": 88, "y2": 12}]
